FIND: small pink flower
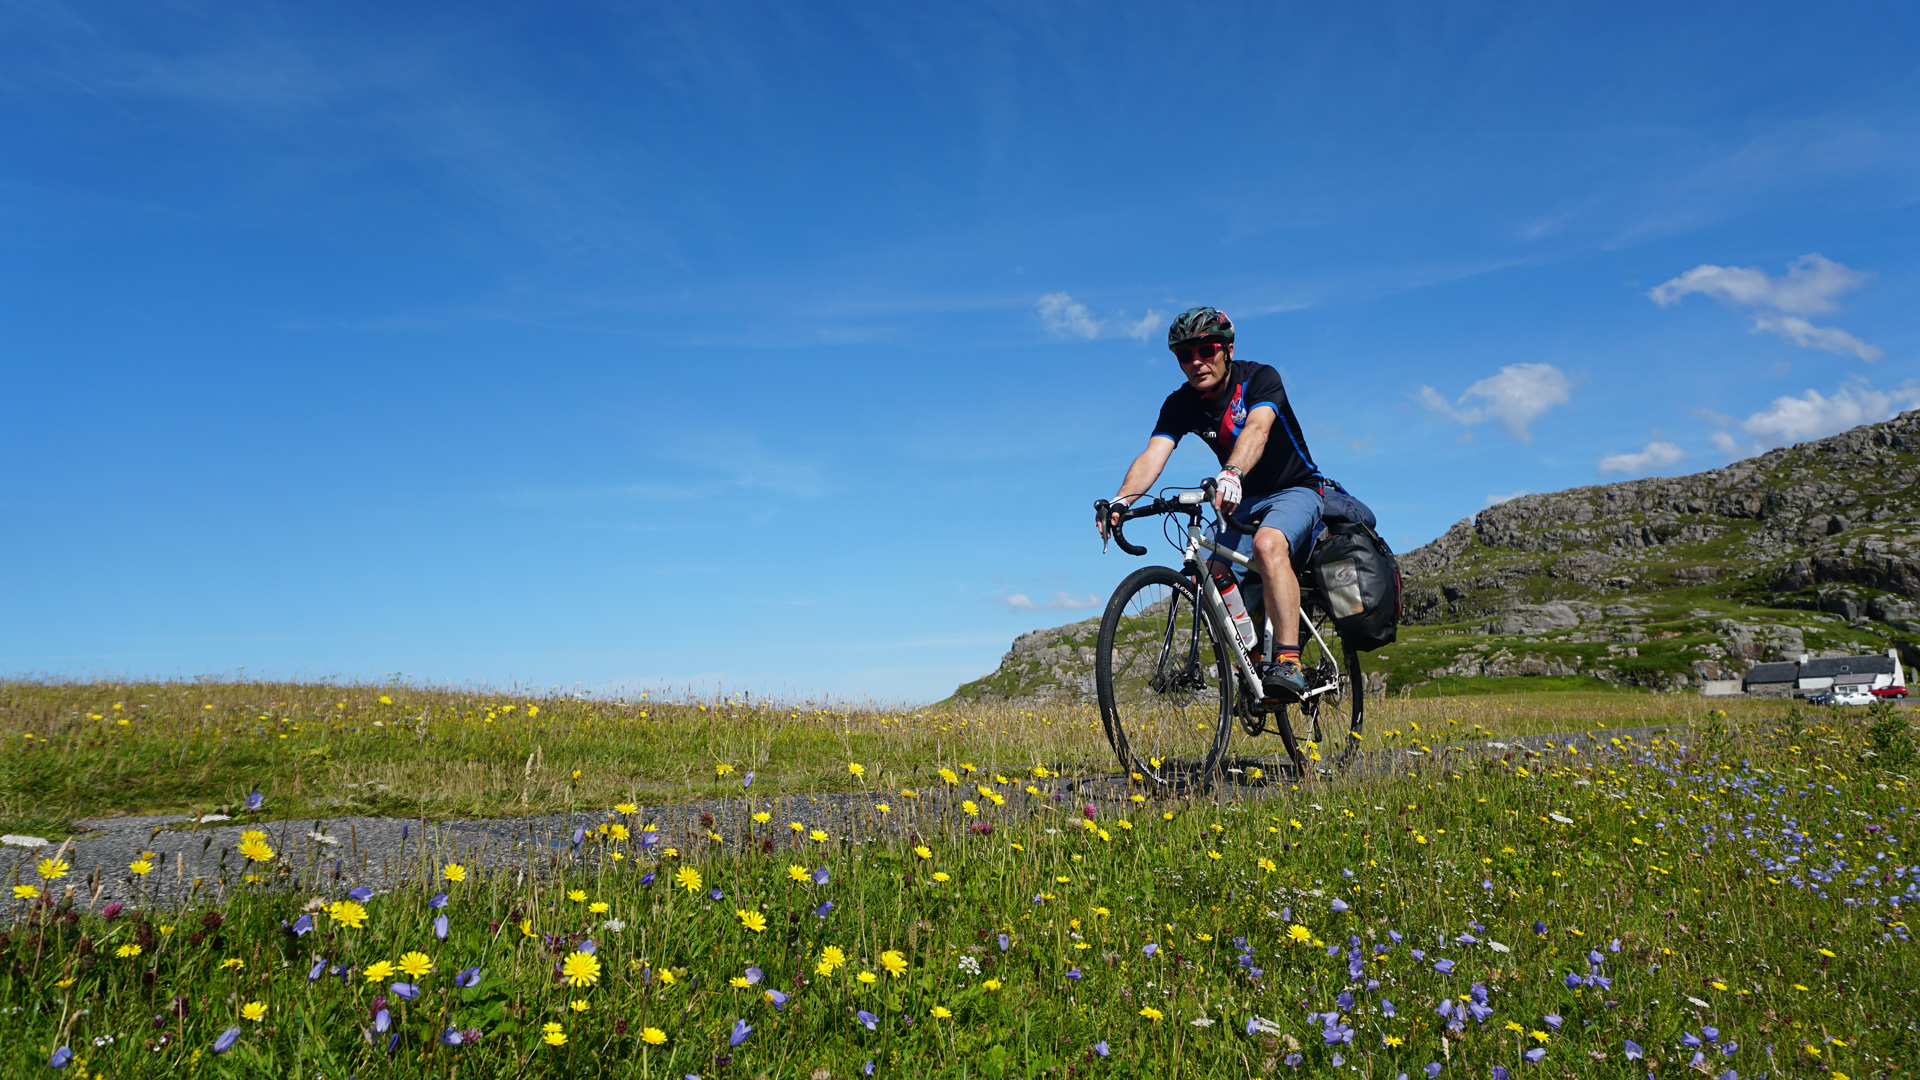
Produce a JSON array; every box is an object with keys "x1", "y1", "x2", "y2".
[{"x1": 1083, "y1": 805, "x2": 1097, "y2": 820}]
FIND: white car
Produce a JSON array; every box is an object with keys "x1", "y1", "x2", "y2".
[{"x1": 1811, "y1": 687, "x2": 1876, "y2": 707}]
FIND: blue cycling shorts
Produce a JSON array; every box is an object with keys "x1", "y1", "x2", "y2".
[{"x1": 1211, "y1": 485, "x2": 1323, "y2": 574}]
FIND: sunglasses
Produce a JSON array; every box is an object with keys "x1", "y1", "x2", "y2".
[{"x1": 1176, "y1": 341, "x2": 1226, "y2": 364}]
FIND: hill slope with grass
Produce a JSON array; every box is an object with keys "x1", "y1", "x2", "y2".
[{"x1": 955, "y1": 410, "x2": 1920, "y2": 703}]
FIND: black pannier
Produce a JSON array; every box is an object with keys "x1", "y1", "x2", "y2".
[{"x1": 1311, "y1": 483, "x2": 1400, "y2": 651}]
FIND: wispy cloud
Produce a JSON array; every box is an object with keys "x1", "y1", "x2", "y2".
[
  {"x1": 1415, "y1": 363, "x2": 1573, "y2": 443},
  {"x1": 1483, "y1": 491, "x2": 1528, "y2": 507},
  {"x1": 1597, "y1": 439, "x2": 1684, "y2": 476},
  {"x1": 1649, "y1": 254, "x2": 1882, "y2": 361},
  {"x1": 1710, "y1": 381, "x2": 1920, "y2": 456},
  {"x1": 1035, "y1": 293, "x2": 1162, "y2": 342},
  {"x1": 993, "y1": 591, "x2": 1101, "y2": 613}
]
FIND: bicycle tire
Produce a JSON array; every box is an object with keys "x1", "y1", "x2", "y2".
[
  {"x1": 1095, "y1": 565, "x2": 1234, "y2": 794},
  {"x1": 1289, "y1": 603, "x2": 1365, "y2": 774}
]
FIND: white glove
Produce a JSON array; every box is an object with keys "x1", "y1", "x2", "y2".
[{"x1": 1214, "y1": 469, "x2": 1242, "y2": 512}]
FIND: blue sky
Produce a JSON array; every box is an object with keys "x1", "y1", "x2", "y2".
[{"x1": 4, "y1": 1, "x2": 1917, "y2": 702}]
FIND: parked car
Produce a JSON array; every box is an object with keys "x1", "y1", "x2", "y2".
[
  {"x1": 1871, "y1": 685, "x2": 1909, "y2": 699},
  {"x1": 1809, "y1": 687, "x2": 1876, "y2": 707}
]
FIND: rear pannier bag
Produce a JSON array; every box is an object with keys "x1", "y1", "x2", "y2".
[{"x1": 1311, "y1": 519, "x2": 1401, "y2": 652}]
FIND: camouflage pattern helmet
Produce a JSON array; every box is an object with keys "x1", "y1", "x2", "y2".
[{"x1": 1167, "y1": 306, "x2": 1235, "y2": 352}]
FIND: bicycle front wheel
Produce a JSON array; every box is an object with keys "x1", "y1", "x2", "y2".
[{"x1": 1095, "y1": 565, "x2": 1234, "y2": 793}]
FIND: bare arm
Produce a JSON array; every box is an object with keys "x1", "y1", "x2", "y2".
[
  {"x1": 1100, "y1": 435, "x2": 1176, "y2": 538},
  {"x1": 1214, "y1": 407, "x2": 1276, "y2": 513}
]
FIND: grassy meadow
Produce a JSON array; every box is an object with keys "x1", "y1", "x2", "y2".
[
  {"x1": 1, "y1": 681, "x2": 1915, "y2": 1077},
  {"x1": 0, "y1": 681, "x2": 1798, "y2": 837}
]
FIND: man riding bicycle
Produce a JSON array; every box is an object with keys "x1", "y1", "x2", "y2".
[{"x1": 1098, "y1": 306, "x2": 1322, "y2": 702}]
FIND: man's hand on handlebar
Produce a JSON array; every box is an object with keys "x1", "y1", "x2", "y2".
[
  {"x1": 1212, "y1": 468, "x2": 1242, "y2": 516},
  {"x1": 1095, "y1": 496, "x2": 1132, "y2": 540}
]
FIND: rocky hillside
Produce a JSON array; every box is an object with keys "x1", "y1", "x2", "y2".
[{"x1": 952, "y1": 410, "x2": 1920, "y2": 703}]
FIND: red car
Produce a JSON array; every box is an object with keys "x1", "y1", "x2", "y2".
[{"x1": 1872, "y1": 685, "x2": 1909, "y2": 699}]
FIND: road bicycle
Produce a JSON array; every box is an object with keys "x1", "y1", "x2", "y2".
[{"x1": 1092, "y1": 479, "x2": 1365, "y2": 792}]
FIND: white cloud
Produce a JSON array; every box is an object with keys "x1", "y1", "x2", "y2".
[
  {"x1": 993, "y1": 591, "x2": 1102, "y2": 613},
  {"x1": 1483, "y1": 491, "x2": 1529, "y2": 507},
  {"x1": 1719, "y1": 383, "x2": 1920, "y2": 452},
  {"x1": 1597, "y1": 439, "x2": 1685, "y2": 476},
  {"x1": 1749, "y1": 316, "x2": 1883, "y2": 361},
  {"x1": 1415, "y1": 363, "x2": 1572, "y2": 442},
  {"x1": 1036, "y1": 293, "x2": 1162, "y2": 342},
  {"x1": 1648, "y1": 253, "x2": 1881, "y2": 360}
]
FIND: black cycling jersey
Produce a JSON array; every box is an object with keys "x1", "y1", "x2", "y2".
[{"x1": 1152, "y1": 359, "x2": 1318, "y2": 500}]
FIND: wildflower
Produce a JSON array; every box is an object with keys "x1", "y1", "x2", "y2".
[
  {"x1": 811, "y1": 829, "x2": 829, "y2": 843},
  {"x1": 1093, "y1": 906, "x2": 1111, "y2": 917},
  {"x1": 562, "y1": 951, "x2": 602, "y2": 987},
  {"x1": 857, "y1": 1010, "x2": 878, "y2": 1031},
  {"x1": 455, "y1": 967, "x2": 484, "y2": 988},
  {"x1": 788, "y1": 864, "x2": 809, "y2": 882},
  {"x1": 1330, "y1": 897, "x2": 1350, "y2": 913},
  {"x1": 363, "y1": 961, "x2": 394, "y2": 983},
  {"x1": 716, "y1": 763, "x2": 734, "y2": 776},
  {"x1": 939, "y1": 768, "x2": 959, "y2": 784},
  {"x1": 237, "y1": 835, "x2": 274, "y2": 862},
  {"x1": 117, "y1": 943, "x2": 142, "y2": 958},
  {"x1": 1140, "y1": 1006, "x2": 1164, "y2": 1021},
  {"x1": 35, "y1": 858, "x2": 70, "y2": 880},
  {"x1": 397, "y1": 952, "x2": 433, "y2": 978},
  {"x1": 568, "y1": 889, "x2": 587, "y2": 903},
  {"x1": 848, "y1": 762, "x2": 865, "y2": 777},
  {"x1": 569, "y1": 999, "x2": 590, "y2": 1012},
  {"x1": 442, "y1": 863, "x2": 466, "y2": 883},
  {"x1": 730, "y1": 1019, "x2": 751, "y2": 1047},
  {"x1": 857, "y1": 971, "x2": 878, "y2": 984},
  {"x1": 615, "y1": 802, "x2": 639, "y2": 816},
  {"x1": 543, "y1": 1025, "x2": 566, "y2": 1047},
  {"x1": 213, "y1": 1026, "x2": 242, "y2": 1054},
  {"x1": 129, "y1": 858, "x2": 153, "y2": 876},
  {"x1": 641, "y1": 1027, "x2": 667, "y2": 1045},
  {"x1": 1095, "y1": 1042, "x2": 1111, "y2": 1057},
  {"x1": 49, "y1": 1048, "x2": 73, "y2": 1069},
  {"x1": 983, "y1": 978, "x2": 1003, "y2": 991},
  {"x1": 737, "y1": 909, "x2": 768, "y2": 933},
  {"x1": 1259, "y1": 856, "x2": 1277, "y2": 872},
  {"x1": 347, "y1": 886, "x2": 375, "y2": 902},
  {"x1": 519, "y1": 918, "x2": 536, "y2": 937},
  {"x1": 428, "y1": 892, "x2": 448, "y2": 909},
  {"x1": 220, "y1": 957, "x2": 246, "y2": 971},
  {"x1": 1142, "y1": 943, "x2": 1159, "y2": 957},
  {"x1": 1529, "y1": 1029, "x2": 1549, "y2": 1043},
  {"x1": 819, "y1": 945, "x2": 847, "y2": 972},
  {"x1": 327, "y1": 900, "x2": 368, "y2": 928},
  {"x1": 242, "y1": 1001, "x2": 267, "y2": 1022},
  {"x1": 932, "y1": 871, "x2": 951, "y2": 882},
  {"x1": 914, "y1": 845, "x2": 932, "y2": 860},
  {"x1": 1287, "y1": 924, "x2": 1313, "y2": 944},
  {"x1": 589, "y1": 901, "x2": 609, "y2": 914},
  {"x1": 962, "y1": 800, "x2": 979, "y2": 815},
  {"x1": 875, "y1": 802, "x2": 890, "y2": 813},
  {"x1": 766, "y1": 988, "x2": 789, "y2": 1008},
  {"x1": 814, "y1": 901, "x2": 835, "y2": 917},
  {"x1": 880, "y1": 950, "x2": 908, "y2": 976},
  {"x1": 789, "y1": 821, "x2": 805, "y2": 833},
  {"x1": 1522, "y1": 1048, "x2": 1546, "y2": 1063},
  {"x1": 932, "y1": 1005, "x2": 953, "y2": 1018},
  {"x1": 675, "y1": 867, "x2": 702, "y2": 893},
  {"x1": 12, "y1": 885, "x2": 37, "y2": 900}
]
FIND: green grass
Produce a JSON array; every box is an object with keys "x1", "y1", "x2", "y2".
[
  {"x1": 1401, "y1": 675, "x2": 1635, "y2": 697},
  {"x1": 2, "y1": 708, "x2": 1914, "y2": 1076}
]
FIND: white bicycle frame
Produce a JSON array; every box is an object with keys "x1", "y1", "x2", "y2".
[{"x1": 1167, "y1": 490, "x2": 1342, "y2": 706}]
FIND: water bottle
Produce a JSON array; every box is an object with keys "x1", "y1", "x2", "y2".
[{"x1": 1211, "y1": 567, "x2": 1257, "y2": 650}]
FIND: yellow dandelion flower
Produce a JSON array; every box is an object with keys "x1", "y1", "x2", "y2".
[
  {"x1": 520, "y1": 918, "x2": 537, "y2": 937},
  {"x1": 810, "y1": 829, "x2": 829, "y2": 843},
  {"x1": 1140, "y1": 1006, "x2": 1164, "y2": 1020},
  {"x1": 35, "y1": 858, "x2": 70, "y2": 881},
  {"x1": 932, "y1": 871, "x2": 951, "y2": 883},
  {"x1": 737, "y1": 908, "x2": 768, "y2": 933},
  {"x1": 562, "y1": 951, "x2": 602, "y2": 987},
  {"x1": 615, "y1": 802, "x2": 639, "y2": 816},
  {"x1": 715, "y1": 763, "x2": 734, "y2": 776},
  {"x1": 116, "y1": 943, "x2": 142, "y2": 958},
  {"x1": 242, "y1": 1001, "x2": 267, "y2": 1022},
  {"x1": 857, "y1": 970, "x2": 877, "y2": 984},
  {"x1": 939, "y1": 768, "x2": 958, "y2": 784},
  {"x1": 931, "y1": 1005, "x2": 953, "y2": 1019},
  {"x1": 789, "y1": 821, "x2": 805, "y2": 833},
  {"x1": 875, "y1": 802, "x2": 890, "y2": 813},
  {"x1": 880, "y1": 950, "x2": 908, "y2": 977},
  {"x1": 675, "y1": 867, "x2": 703, "y2": 893},
  {"x1": 819, "y1": 945, "x2": 846, "y2": 971},
  {"x1": 570, "y1": 998, "x2": 591, "y2": 1012},
  {"x1": 752, "y1": 812, "x2": 771, "y2": 824},
  {"x1": 962, "y1": 800, "x2": 979, "y2": 815},
  {"x1": 362, "y1": 960, "x2": 394, "y2": 982},
  {"x1": 568, "y1": 889, "x2": 587, "y2": 903},
  {"x1": 914, "y1": 845, "x2": 932, "y2": 860},
  {"x1": 642, "y1": 1027, "x2": 667, "y2": 1045},
  {"x1": 982, "y1": 978, "x2": 1003, "y2": 991},
  {"x1": 397, "y1": 951, "x2": 432, "y2": 978},
  {"x1": 237, "y1": 836, "x2": 274, "y2": 863},
  {"x1": 12, "y1": 884, "x2": 38, "y2": 900},
  {"x1": 327, "y1": 900, "x2": 368, "y2": 929},
  {"x1": 589, "y1": 901, "x2": 609, "y2": 914},
  {"x1": 848, "y1": 762, "x2": 865, "y2": 777},
  {"x1": 129, "y1": 859, "x2": 153, "y2": 876},
  {"x1": 543, "y1": 1028, "x2": 566, "y2": 1047},
  {"x1": 1092, "y1": 906, "x2": 1111, "y2": 917}
]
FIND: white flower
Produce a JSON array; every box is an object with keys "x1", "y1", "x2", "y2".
[
  {"x1": 1686, "y1": 995, "x2": 1710, "y2": 1009},
  {"x1": 1488, "y1": 941, "x2": 1511, "y2": 953},
  {"x1": 958, "y1": 956, "x2": 981, "y2": 975},
  {"x1": 1, "y1": 835, "x2": 50, "y2": 848},
  {"x1": 602, "y1": 918, "x2": 627, "y2": 932},
  {"x1": 197, "y1": 814, "x2": 231, "y2": 823},
  {"x1": 1190, "y1": 1018, "x2": 1215, "y2": 1027},
  {"x1": 93, "y1": 1035, "x2": 115, "y2": 1047},
  {"x1": 1548, "y1": 812, "x2": 1573, "y2": 824},
  {"x1": 305, "y1": 832, "x2": 340, "y2": 846}
]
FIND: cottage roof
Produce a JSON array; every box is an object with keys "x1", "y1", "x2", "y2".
[
  {"x1": 1799, "y1": 654, "x2": 1895, "y2": 679},
  {"x1": 1743, "y1": 662, "x2": 1799, "y2": 684}
]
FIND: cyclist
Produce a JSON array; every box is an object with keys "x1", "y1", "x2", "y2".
[{"x1": 1098, "y1": 306, "x2": 1323, "y2": 700}]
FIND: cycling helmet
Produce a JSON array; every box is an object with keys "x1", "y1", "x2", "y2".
[{"x1": 1167, "y1": 306, "x2": 1235, "y2": 352}]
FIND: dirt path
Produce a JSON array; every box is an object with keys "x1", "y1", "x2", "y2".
[{"x1": 2, "y1": 723, "x2": 1691, "y2": 911}]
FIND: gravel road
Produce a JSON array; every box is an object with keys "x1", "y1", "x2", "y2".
[{"x1": 1, "y1": 723, "x2": 1693, "y2": 912}]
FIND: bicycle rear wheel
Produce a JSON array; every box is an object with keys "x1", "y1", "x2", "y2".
[
  {"x1": 1284, "y1": 604, "x2": 1364, "y2": 774},
  {"x1": 1095, "y1": 565, "x2": 1235, "y2": 794}
]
